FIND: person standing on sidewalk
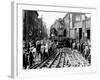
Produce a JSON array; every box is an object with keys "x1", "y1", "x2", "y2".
[{"x1": 45, "y1": 41, "x2": 49, "y2": 58}]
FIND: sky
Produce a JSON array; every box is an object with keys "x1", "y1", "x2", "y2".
[{"x1": 38, "y1": 11, "x2": 67, "y2": 36}]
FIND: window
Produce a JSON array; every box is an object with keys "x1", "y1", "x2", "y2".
[{"x1": 76, "y1": 16, "x2": 81, "y2": 21}]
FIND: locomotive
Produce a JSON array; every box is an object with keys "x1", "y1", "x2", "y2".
[{"x1": 50, "y1": 19, "x2": 70, "y2": 48}]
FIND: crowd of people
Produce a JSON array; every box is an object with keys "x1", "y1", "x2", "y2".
[
  {"x1": 23, "y1": 38, "x2": 56, "y2": 69},
  {"x1": 70, "y1": 39, "x2": 91, "y2": 64},
  {"x1": 23, "y1": 38, "x2": 91, "y2": 69}
]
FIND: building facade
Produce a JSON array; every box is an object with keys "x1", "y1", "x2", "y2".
[{"x1": 63, "y1": 12, "x2": 91, "y2": 41}]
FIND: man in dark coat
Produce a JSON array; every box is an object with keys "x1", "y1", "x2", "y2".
[
  {"x1": 23, "y1": 52, "x2": 28, "y2": 69},
  {"x1": 36, "y1": 42, "x2": 41, "y2": 55},
  {"x1": 29, "y1": 51, "x2": 34, "y2": 68}
]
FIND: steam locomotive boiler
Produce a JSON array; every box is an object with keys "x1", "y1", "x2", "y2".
[{"x1": 50, "y1": 19, "x2": 70, "y2": 48}]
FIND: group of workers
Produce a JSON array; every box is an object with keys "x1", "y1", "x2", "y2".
[{"x1": 23, "y1": 38, "x2": 55, "y2": 69}]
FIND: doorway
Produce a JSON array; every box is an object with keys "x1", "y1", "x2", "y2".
[{"x1": 79, "y1": 28, "x2": 82, "y2": 40}]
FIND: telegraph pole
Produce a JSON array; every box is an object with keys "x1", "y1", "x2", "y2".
[
  {"x1": 69, "y1": 13, "x2": 71, "y2": 48},
  {"x1": 69, "y1": 13, "x2": 70, "y2": 39}
]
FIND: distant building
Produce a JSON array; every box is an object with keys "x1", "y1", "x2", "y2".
[
  {"x1": 63, "y1": 13, "x2": 70, "y2": 38},
  {"x1": 23, "y1": 10, "x2": 39, "y2": 42},
  {"x1": 74, "y1": 13, "x2": 91, "y2": 41},
  {"x1": 63, "y1": 12, "x2": 91, "y2": 41},
  {"x1": 23, "y1": 10, "x2": 48, "y2": 50}
]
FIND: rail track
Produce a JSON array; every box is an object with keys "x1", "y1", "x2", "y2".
[{"x1": 31, "y1": 48, "x2": 90, "y2": 69}]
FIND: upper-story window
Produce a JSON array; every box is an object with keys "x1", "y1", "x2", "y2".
[
  {"x1": 81, "y1": 15, "x2": 85, "y2": 20},
  {"x1": 75, "y1": 16, "x2": 81, "y2": 21}
]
